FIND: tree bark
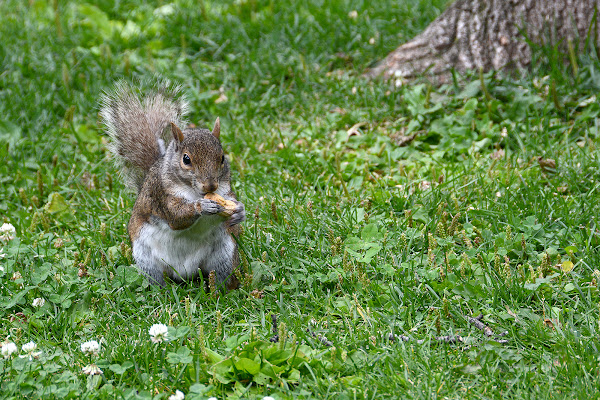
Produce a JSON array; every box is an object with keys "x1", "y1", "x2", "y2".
[{"x1": 367, "y1": 0, "x2": 600, "y2": 82}]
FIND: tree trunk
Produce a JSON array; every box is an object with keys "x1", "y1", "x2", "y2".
[{"x1": 367, "y1": 0, "x2": 600, "y2": 82}]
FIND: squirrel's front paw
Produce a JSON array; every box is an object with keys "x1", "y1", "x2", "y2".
[
  {"x1": 225, "y1": 201, "x2": 246, "y2": 227},
  {"x1": 196, "y1": 199, "x2": 224, "y2": 216}
]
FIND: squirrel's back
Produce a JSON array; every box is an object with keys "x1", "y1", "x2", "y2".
[{"x1": 100, "y1": 80, "x2": 189, "y2": 192}]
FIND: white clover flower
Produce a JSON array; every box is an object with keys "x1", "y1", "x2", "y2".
[
  {"x1": 169, "y1": 390, "x2": 185, "y2": 400},
  {"x1": 81, "y1": 340, "x2": 100, "y2": 356},
  {"x1": 348, "y1": 10, "x2": 358, "y2": 19},
  {"x1": 207, "y1": 397, "x2": 218, "y2": 400},
  {"x1": 82, "y1": 364, "x2": 103, "y2": 375},
  {"x1": 22, "y1": 341, "x2": 37, "y2": 353},
  {"x1": 149, "y1": 323, "x2": 169, "y2": 343},
  {"x1": 32, "y1": 298, "x2": 45, "y2": 308},
  {"x1": 0, "y1": 223, "x2": 16, "y2": 242},
  {"x1": 1, "y1": 342, "x2": 18, "y2": 358},
  {"x1": 19, "y1": 341, "x2": 42, "y2": 360},
  {"x1": 0, "y1": 250, "x2": 6, "y2": 260},
  {"x1": 263, "y1": 397, "x2": 276, "y2": 400}
]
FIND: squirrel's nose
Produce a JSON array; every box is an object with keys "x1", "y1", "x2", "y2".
[{"x1": 203, "y1": 181, "x2": 219, "y2": 193}]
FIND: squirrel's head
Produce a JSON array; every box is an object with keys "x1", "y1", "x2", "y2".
[{"x1": 167, "y1": 118, "x2": 230, "y2": 196}]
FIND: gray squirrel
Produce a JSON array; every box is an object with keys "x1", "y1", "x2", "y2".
[{"x1": 100, "y1": 80, "x2": 245, "y2": 288}]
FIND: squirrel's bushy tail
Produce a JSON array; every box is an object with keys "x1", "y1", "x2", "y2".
[{"x1": 100, "y1": 79, "x2": 189, "y2": 192}]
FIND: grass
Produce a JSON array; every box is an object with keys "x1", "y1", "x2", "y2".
[{"x1": 2, "y1": 0, "x2": 600, "y2": 398}]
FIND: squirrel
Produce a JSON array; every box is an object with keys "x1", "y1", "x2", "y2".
[{"x1": 100, "y1": 80, "x2": 245, "y2": 289}]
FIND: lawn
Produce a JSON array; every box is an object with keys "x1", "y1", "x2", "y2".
[{"x1": 2, "y1": 0, "x2": 600, "y2": 399}]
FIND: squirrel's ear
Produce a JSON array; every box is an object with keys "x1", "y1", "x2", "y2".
[
  {"x1": 211, "y1": 117, "x2": 220, "y2": 139},
  {"x1": 170, "y1": 122, "x2": 184, "y2": 143}
]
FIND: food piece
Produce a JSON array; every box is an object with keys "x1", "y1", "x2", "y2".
[{"x1": 204, "y1": 193, "x2": 237, "y2": 217}]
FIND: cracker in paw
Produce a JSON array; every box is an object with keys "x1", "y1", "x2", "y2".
[{"x1": 204, "y1": 193, "x2": 237, "y2": 217}]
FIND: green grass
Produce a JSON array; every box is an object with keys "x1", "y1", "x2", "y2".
[{"x1": 2, "y1": 0, "x2": 600, "y2": 398}]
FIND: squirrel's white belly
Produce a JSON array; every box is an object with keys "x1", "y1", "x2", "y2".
[{"x1": 133, "y1": 215, "x2": 233, "y2": 281}]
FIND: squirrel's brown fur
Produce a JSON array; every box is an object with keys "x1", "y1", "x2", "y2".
[
  {"x1": 100, "y1": 80, "x2": 189, "y2": 192},
  {"x1": 100, "y1": 80, "x2": 245, "y2": 288}
]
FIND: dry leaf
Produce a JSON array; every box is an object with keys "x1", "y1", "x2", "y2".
[
  {"x1": 214, "y1": 93, "x2": 228, "y2": 104},
  {"x1": 505, "y1": 305, "x2": 520, "y2": 323},
  {"x1": 538, "y1": 157, "x2": 556, "y2": 173},
  {"x1": 80, "y1": 171, "x2": 95, "y2": 190},
  {"x1": 419, "y1": 181, "x2": 431, "y2": 190},
  {"x1": 330, "y1": 107, "x2": 347, "y2": 115},
  {"x1": 561, "y1": 260, "x2": 574, "y2": 273},
  {"x1": 491, "y1": 148, "x2": 505, "y2": 160},
  {"x1": 347, "y1": 122, "x2": 367, "y2": 137},
  {"x1": 544, "y1": 318, "x2": 560, "y2": 330},
  {"x1": 394, "y1": 132, "x2": 418, "y2": 147},
  {"x1": 9, "y1": 312, "x2": 27, "y2": 323}
]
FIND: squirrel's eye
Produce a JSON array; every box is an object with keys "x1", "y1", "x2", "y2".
[
  {"x1": 221, "y1": 155, "x2": 225, "y2": 164},
  {"x1": 183, "y1": 154, "x2": 191, "y2": 165}
]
